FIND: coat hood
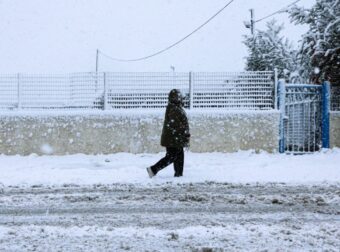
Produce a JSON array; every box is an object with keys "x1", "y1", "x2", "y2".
[{"x1": 168, "y1": 89, "x2": 183, "y2": 106}]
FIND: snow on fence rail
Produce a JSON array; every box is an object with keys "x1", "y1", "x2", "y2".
[{"x1": 0, "y1": 71, "x2": 276, "y2": 110}]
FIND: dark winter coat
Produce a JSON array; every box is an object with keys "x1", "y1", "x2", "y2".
[{"x1": 161, "y1": 89, "x2": 190, "y2": 148}]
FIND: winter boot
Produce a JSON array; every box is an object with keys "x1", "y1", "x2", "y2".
[{"x1": 146, "y1": 167, "x2": 155, "y2": 178}]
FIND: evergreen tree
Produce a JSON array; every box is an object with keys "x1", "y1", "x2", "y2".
[
  {"x1": 289, "y1": 0, "x2": 340, "y2": 84},
  {"x1": 243, "y1": 20, "x2": 298, "y2": 82}
]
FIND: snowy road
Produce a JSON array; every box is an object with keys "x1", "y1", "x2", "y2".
[{"x1": 1, "y1": 182, "x2": 339, "y2": 251}]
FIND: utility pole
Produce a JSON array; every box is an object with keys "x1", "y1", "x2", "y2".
[
  {"x1": 170, "y1": 65, "x2": 175, "y2": 87},
  {"x1": 244, "y1": 9, "x2": 255, "y2": 35},
  {"x1": 250, "y1": 9, "x2": 255, "y2": 35},
  {"x1": 96, "y1": 49, "x2": 99, "y2": 73},
  {"x1": 95, "y1": 49, "x2": 99, "y2": 93}
]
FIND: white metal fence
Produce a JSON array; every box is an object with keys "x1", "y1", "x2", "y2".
[
  {"x1": 0, "y1": 73, "x2": 103, "y2": 110},
  {"x1": 0, "y1": 71, "x2": 276, "y2": 110},
  {"x1": 192, "y1": 72, "x2": 274, "y2": 109},
  {"x1": 104, "y1": 72, "x2": 189, "y2": 109},
  {"x1": 331, "y1": 86, "x2": 340, "y2": 111}
]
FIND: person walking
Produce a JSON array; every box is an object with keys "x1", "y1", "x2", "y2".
[{"x1": 146, "y1": 89, "x2": 190, "y2": 178}]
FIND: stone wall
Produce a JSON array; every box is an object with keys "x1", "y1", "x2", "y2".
[
  {"x1": 0, "y1": 111, "x2": 280, "y2": 155},
  {"x1": 330, "y1": 112, "x2": 340, "y2": 148}
]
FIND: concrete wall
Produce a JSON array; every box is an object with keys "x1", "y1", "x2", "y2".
[
  {"x1": 330, "y1": 112, "x2": 340, "y2": 148},
  {"x1": 0, "y1": 111, "x2": 280, "y2": 155}
]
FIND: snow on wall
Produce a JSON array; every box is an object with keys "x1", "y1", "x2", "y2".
[
  {"x1": 0, "y1": 111, "x2": 280, "y2": 155},
  {"x1": 331, "y1": 112, "x2": 340, "y2": 148}
]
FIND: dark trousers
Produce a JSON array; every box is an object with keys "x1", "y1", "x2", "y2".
[{"x1": 151, "y1": 147, "x2": 184, "y2": 176}]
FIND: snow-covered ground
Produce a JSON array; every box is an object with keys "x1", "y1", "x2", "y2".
[
  {"x1": 1, "y1": 149, "x2": 340, "y2": 186},
  {"x1": 1, "y1": 150, "x2": 339, "y2": 251}
]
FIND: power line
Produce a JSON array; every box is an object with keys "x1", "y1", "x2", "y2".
[
  {"x1": 98, "y1": 0, "x2": 236, "y2": 62},
  {"x1": 255, "y1": 0, "x2": 301, "y2": 23}
]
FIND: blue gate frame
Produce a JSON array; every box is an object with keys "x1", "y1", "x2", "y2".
[{"x1": 278, "y1": 81, "x2": 330, "y2": 153}]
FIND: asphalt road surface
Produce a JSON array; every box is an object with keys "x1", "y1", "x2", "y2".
[{"x1": 0, "y1": 182, "x2": 339, "y2": 251}]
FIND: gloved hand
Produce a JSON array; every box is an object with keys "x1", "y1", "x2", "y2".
[
  {"x1": 184, "y1": 132, "x2": 190, "y2": 152},
  {"x1": 185, "y1": 133, "x2": 191, "y2": 145}
]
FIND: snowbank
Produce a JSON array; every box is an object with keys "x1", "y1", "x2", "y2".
[{"x1": 1, "y1": 149, "x2": 339, "y2": 186}]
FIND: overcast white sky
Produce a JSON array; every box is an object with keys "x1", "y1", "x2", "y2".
[{"x1": 0, "y1": 0, "x2": 315, "y2": 73}]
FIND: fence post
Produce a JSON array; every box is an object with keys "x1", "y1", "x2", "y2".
[
  {"x1": 322, "y1": 81, "x2": 330, "y2": 148},
  {"x1": 103, "y1": 72, "x2": 108, "y2": 110},
  {"x1": 274, "y1": 68, "x2": 278, "y2": 110},
  {"x1": 17, "y1": 73, "x2": 22, "y2": 109},
  {"x1": 278, "y1": 79, "x2": 286, "y2": 153},
  {"x1": 189, "y1": 71, "x2": 194, "y2": 110}
]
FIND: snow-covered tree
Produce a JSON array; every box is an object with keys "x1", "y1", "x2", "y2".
[
  {"x1": 243, "y1": 20, "x2": 298, "y2": 82},
  {"x1": 289, "y1": 0, "x2": 340, "y2": 84}
]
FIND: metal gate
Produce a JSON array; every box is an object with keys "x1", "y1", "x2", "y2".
[{"x1": 278, "y1": 81, "x2": 330, "y2": 154}]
